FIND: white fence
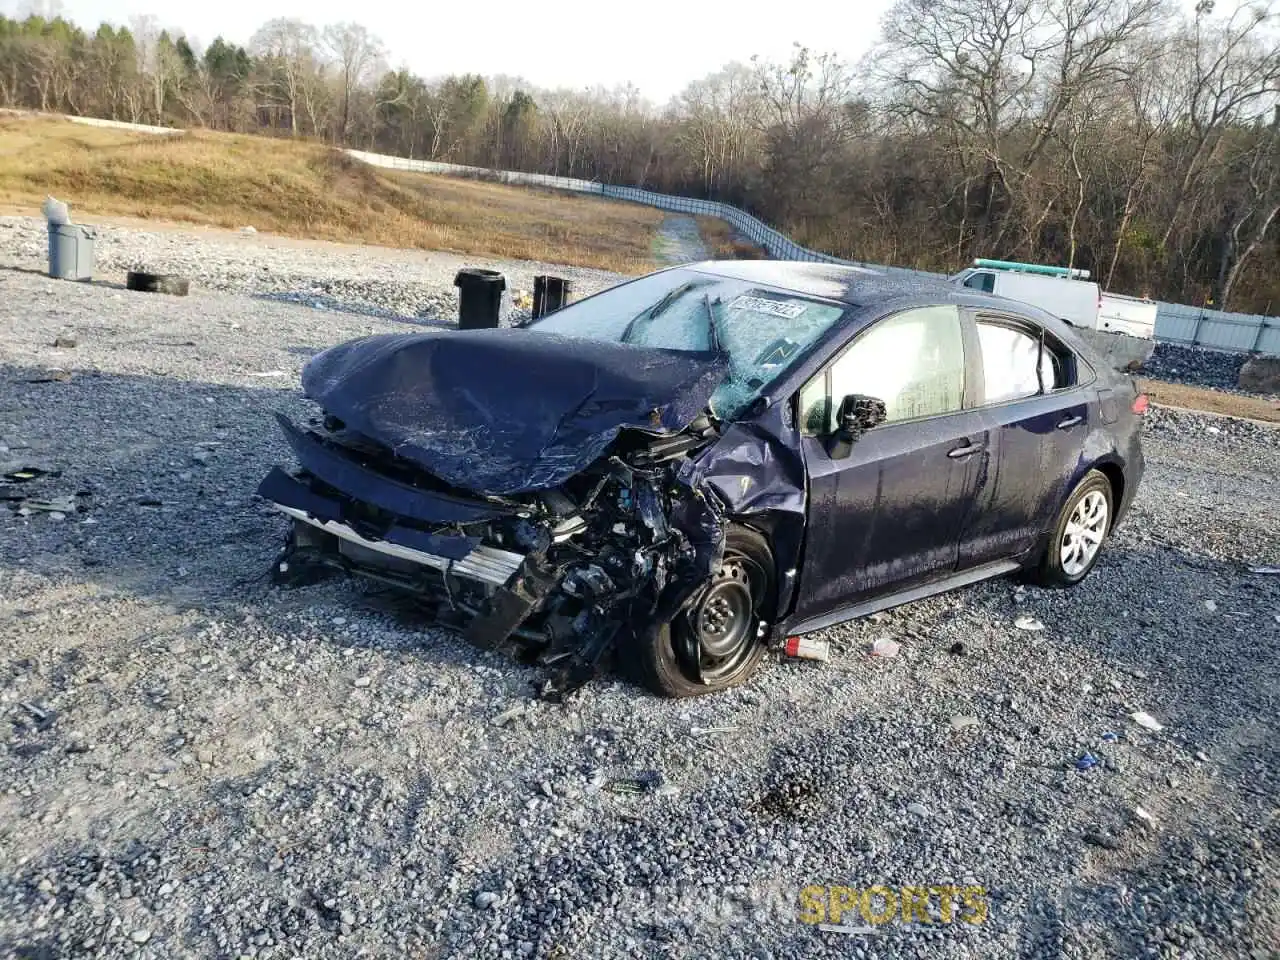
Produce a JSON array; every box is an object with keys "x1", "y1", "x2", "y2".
[
  {"x1": 67, "y1": 115, "x2": 181, "y2": 136},
  {"x1": 350, "y1": 148, "x2": 1279, "y2": 356},
  {"x1": 0, "y1": 109, "x2": 182, "y2": 136}
]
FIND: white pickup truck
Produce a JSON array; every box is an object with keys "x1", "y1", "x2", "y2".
[
  {"x1": 1097, "y1": 291, "x2": 1158, "y2": 339},
  {"x1": 950, "y1": 259, "x2": 1157, "y2": 370},
  {"x1": 953, "y1": 260, "x2": 1101, "y2": 329}
]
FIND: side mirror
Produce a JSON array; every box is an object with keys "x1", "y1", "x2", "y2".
[{"x1": 827, "y1": 393, "x2": 887, "y2": 460}]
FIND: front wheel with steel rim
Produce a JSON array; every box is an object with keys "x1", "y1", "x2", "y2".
[
  {"x1": 626, "y1": 526, "x2": 775, "y2": 698},
  {"x1": 1030, "y1": 469, "x2": 1115, "y2": 588}
]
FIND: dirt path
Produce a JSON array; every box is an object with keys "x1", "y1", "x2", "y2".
[
  {"x1": 652, "y1": 214, "x2": 709, "y2": 266},
  {"x1": 1138, "y1": 377, "x2": 1280, "y2": 423}
]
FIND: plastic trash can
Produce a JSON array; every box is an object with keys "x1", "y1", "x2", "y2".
[
  {"x1": 48, "y1": 223, "x2": 95, "y2": 281},
  {"x1": 454, "y1": 268, "x2": 506, "y2": 330},
  {"x1": 533, "y1": 275, "x2": 573, "y2": 318}
]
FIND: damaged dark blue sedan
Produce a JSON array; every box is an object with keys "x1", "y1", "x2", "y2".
[{"x1": 257, "y1": 261, "x2": 1146, "y2": 698}]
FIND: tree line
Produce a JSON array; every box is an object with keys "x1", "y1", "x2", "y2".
[{"x1": 2, "y1": 0, "x2": 1278, "y2": 312}]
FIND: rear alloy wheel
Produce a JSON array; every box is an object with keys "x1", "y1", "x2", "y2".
[
  {"x1": 628, "y1": 526, "x2": 774, "y2": 698},
  {"x1": 1031, "y1": 469, "x2": 1113, "y2": 588}
]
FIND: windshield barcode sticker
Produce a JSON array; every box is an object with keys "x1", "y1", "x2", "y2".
[{"x1": 728, "y1": 295, "x2": 807, "y2": 319}]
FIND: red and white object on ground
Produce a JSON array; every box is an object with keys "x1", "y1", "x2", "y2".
[
  {"x1": 871, "y1": 637, "x2": 901, "y2": 659},
  {"x1": 784, "y1": 635, "x2": 831, "y2": 662}
]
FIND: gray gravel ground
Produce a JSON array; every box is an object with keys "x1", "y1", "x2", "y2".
[
  {"x1": 0, "y1": 216, "x2": 625, "y2": 326},
  {"x1": 1, "y1": 222, "x2": 1278, "y2": 959}
]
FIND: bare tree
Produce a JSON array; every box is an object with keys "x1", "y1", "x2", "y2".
[
  {"x1": 675, "y1": 64, "x2": 763, "y2": 196},
  {"x1": 1220, "y1": 107, "x2": 1280, "y2": 305},
  {"x1": 322, "y1": 22, "x2": 384, "y2": 143},
  {"x1": 1159, "y1": 0, "x2": 1280, "y2": 249},
  {"x1": 250, "y1": 18, "x2": 319, "y2": 135}
]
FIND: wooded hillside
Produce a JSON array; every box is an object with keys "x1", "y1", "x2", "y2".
[{"x1": 2, "y1": 0, "x2": 1277, "y2": 311}]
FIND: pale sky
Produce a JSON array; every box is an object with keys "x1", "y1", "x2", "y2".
[{"x1": 12, "y1": 0, "x2": 898, "y2": 103}]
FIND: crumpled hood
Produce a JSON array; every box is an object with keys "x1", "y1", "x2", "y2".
[{"x1": 301, "y1": 328, "x2": 728, "y2": 496}]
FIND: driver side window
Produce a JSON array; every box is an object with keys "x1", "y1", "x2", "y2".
[
  {"x1": 963, "y1": 272, "x2": 995, "y2": 293},
  {"x1": 799, "y1": 305, "x2": 966, "y2": 435}
]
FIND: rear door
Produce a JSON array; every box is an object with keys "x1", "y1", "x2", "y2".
[
  {"x1": 794, "y1": 305, "x2": 987, "y2": 621},
  {"x1": 957, "y1": 311, "x2": 1093, "y2": 568}
]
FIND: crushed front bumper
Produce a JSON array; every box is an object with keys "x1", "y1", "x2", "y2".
[
  {"x1": 258, "y1": 465, "x2": 524, "y2": 591},
  {"x1": 272, "y1": 502, "x2": 525, "y2": 587}
]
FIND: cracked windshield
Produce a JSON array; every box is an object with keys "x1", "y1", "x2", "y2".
[{"x1": 526, "y1": 268, "x2": 847, "y2": 419}]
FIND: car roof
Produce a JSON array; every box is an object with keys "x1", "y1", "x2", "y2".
[
  {"x1": 686, "y1": 259, "x2": 1086, "y2": 338},
  {"x1": 680, "y1": 259, "x2": 1105, "y2": 375},
  {"x1": 684, "y1": 259, "x2": 959, "y2": 309}
]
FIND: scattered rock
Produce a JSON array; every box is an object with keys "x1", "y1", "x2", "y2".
[
  {"x1": 492, "y1": 704, "x2": 527, "y2": 728},
  {"x1": 1014, "y1": 615, "x2": 1046, "y2": 632},
  {"x1": 1238, "y1": 356, "x2": 1280, "y2": 394},
  {"x1": 906, "y1": 802, "x2": 930, "y2": 818},
  {"x1": 473, "y1": 891, "x2": 499, "y2": 910},
  {"x1": 52, "y1": 335, "x2": 78, "y2": 348},
  {"x1": 1130, "y1": 711, "x2": 1165, "y2": 733},
  {"x1": 1084, "y1": 831, "x2": 1120, "y2": 851}
]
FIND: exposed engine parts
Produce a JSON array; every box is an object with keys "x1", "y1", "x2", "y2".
[{"x1": 264, "y1": 411, "x2": 737, "y2": 700}]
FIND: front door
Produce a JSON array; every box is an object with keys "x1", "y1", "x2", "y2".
[{"x1": 793, "y1": 305, "x2": 985, "y2": 622}]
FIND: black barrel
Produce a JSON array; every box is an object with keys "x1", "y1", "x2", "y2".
[
  {"x1": 532, "y1": 275, "x2": 573, "y2": 319},
  {"x1": 454, "y1": 268, "x2": 506, "y2": 330}
]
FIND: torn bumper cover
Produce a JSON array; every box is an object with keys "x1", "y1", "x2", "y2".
[{"x1": 256, "y1": 329, "x2": 802, "y2": 697}]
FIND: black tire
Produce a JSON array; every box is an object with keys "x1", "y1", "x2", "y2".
[
  {"x1": 1029, "y1": 469, "x2": 1114, "y2": 588},
  {"x1": 127, "y1": 271, "x2": 190, "y2": 296},
  {"x1": 628, "y1": 526, "x2": 775, "y2": 698}
]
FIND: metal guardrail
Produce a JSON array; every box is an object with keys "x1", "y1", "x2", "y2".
[
  {"x1": 345, "y1": 150, "x2": 940, "y2": 277},
  {"x1": 350, "y1": 149, "x2": 1279, "y2": 357}
]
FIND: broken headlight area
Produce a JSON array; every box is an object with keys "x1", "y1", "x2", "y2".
[{"x1": 257, "y1": 412, "x2": 734, "y2": 699}]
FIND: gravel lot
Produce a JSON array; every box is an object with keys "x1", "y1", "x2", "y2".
[{"x1": 1, "y1": 221, "x2": 1278, "y2": 959}]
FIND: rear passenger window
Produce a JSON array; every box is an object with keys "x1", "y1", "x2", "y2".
[
  {"x1": 977, "y1": 320, "x2": 1071, "y2": 403},
  {"x1": 964, "y1": 272, "x2": 995, "y2": 293}
]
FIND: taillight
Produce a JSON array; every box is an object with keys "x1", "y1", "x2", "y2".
[{"x1": 1132, "y1": 393, "x2": 1149, "y2": 415}]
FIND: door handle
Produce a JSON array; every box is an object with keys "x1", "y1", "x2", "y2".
[
  {"x1": 1056, "y1": 415, "x2": 1084, "y2": 429},
  {"x1": 947, "y1": 442, "x2": 986, "y2": 459}
]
